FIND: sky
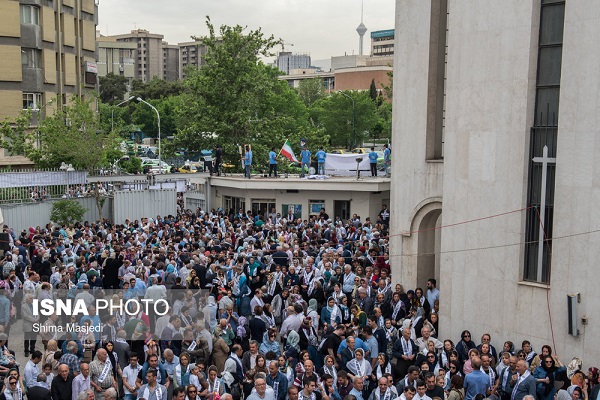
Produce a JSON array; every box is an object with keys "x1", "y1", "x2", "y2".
[{"x1": 98, "y1": 0, "x2": 396, "y2": 66}]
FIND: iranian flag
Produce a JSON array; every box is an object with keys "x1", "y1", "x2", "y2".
[{"x1": 280, "y1": 140, "x2": 299, "y2": 163}]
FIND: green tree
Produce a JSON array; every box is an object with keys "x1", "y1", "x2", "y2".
[
  {"x1": 382, "y1": 70, "x2": 393, "y2": 99},
  {"x1": 297, "y1": 78, "x2": 324, "y2": 107},
  {"x1": 50, "y1": 199, "x2": 86, "y2": 226},
  {"x1": 130, "y1": 77, "x2": 184, "y2": 100},
  {"x1": 174, "y1": 17, "x2": 282, "y2": 153},
  {"x1": 99, "y1": 73, "x2": 129, "y2": 104},
  {"x1": 369, "y1": 79, "x2": 378, "y2": 102},
  {"x1": 0, "y1": 109, "x2": 32, "y2": 157},
  {"x1": 3, "y1": 96, "x2": 120, "y2": 220},
  {"x1": 310, "y1": 91, "x2": 378, "y2": 149},
  {"x1": 119, "y1": 156, "x2": 142, "y2": 174}
]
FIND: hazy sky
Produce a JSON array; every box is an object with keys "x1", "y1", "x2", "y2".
[{"x1": 98, "y1": 0, "x2": 396, "y2": 63}]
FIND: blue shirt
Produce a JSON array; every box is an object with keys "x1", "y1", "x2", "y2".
[
  {"x1": 384, "y1": 148, "x2": 391, "y2": 161},
  {"x1": 245, "y1": 151, "x2": 253, "y2": 166},
  {"x1": 301, "y1": 149, "x2": 311, "y2": 164},
  {"x1": 369, "y1": 151, "x2": 378, "y2": 163},
  {"x1": 464, "y1": 370, "x2": 491, "y2": 400},
  {"x1": 316, "y1": 150, "x2": 326, "y2": 163},
  {"x1": 269, "y1": 151, "x2": 277, "y2": 164},
  {"x1": 337, "y1": 337, "x2": 370, "y2": 354}
]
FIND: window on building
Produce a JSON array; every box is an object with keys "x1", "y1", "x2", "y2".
[
  {"x1": 224, "y1": 196, "x2": 245, "y2": 213},
  {"x1": 23, "y1": 93, "x2": 42, "y2": 110},
  {"x1": 20, "y1": 5, "x2": 40, "y2": 25},
  {"x1": 334, "y1": 200, "x2": 350, "y2": 221},
  {"x1": 21, "y1": 48, "x2": 42, "y2": 68},
  {"x1": 309, "y1": 201, "x2": 326, "y2": 215},
  {"x1": 252, "y1": 200, "x2": 276, "y2": 218},
  {"x1": 523, "y1": 0, "x2": 565, "y2": 283}
]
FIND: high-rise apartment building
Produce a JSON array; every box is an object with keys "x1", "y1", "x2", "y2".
[
  {"x1": 0, "y1": 0, "x2": 98, "y2": 166},
  {"x1": 103, "y1": 30, "x2": 179, "y2": 83},
  {"x1": 275, "y1": 52, "x2": 311, "y2": 75},
  {"x1": 162, "y1": 43, "x2": 179, "y2": 82},
  {"x1": 97, "y1": 36, "x2": 136, "y2": 91},
  {"x1": 105, "y1": 29, "x2": 164, "y2": 83},
  {"x1": 178, "y1": 39, "x2": 209, "y2": 80}
]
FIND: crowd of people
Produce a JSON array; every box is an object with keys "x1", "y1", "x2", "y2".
[{"x1": 0, "y1": 202, "x2": 595, "y2": 400}]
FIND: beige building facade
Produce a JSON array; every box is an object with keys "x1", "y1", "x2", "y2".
[
  {"x1": 97, "y1": 37, "x2": 136, "y2": 90},
  {"x1": 0, "y1": 0, "x2": 98, "y2": 167},
  {"x1": 392, "y1": 0, "x2": 600, "y2": 366}
]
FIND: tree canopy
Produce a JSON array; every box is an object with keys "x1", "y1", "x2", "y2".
[
  {"x1": 99, "y1": 73, "x2": 129, "y2": 104},
  {"x1": 3, "y1": 96, "x2": 119, "y2": 171}
]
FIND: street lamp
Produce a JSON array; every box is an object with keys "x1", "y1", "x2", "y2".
[
  {"x1": 111, "y1": 95, "x2": 135, "y2": 132},
  {"x1": 136, "y1": 97, "x2": 161, "y2": 171},
  {"x1": 337, "y1": 91, "x2": 356, "y2": 150}
]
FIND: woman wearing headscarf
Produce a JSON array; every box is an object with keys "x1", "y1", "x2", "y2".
[
  {"x1": 174, "y1": 352, "x2": 191, "y2": 388},
  {"x1": 346, "y1": 348, "x2": 372, "y2": 381},
  {"x1": 350, "y1": 304, "x2": 367, "y2": 328},
  {"x1": 456, "y1": 330, "x2": 476, "y2": 363},
  {"x1": 339, "y1": 295, "x2": 352, "y2": 325},
  {"x1": 321, "y1": 355, "x2": 339, "y2": 385},
  {"x1": 389, "y1": 292, "x2": 406, "y2": 328},
  {"x1": 534, "y1": 355, "x2": 567, "y2": 400},
  {"x1": 321, "y1": 297, "x2": 342, "y2": 328},
  {"x1": 43, "y1": 340, "x2": 60, "y2": 376},
  {"x1": 284, "y1": 330, "x2": 300, "y2": 367},
  {"x1": 103, "y1": 253, "x2": 122, "y2": 289},
  {"x1": 259, "y1": 328, "x2": 281, "y2": 357},
  {"x1": 103, "y1": 341, "x2": 122, "y2": 382},
  {"x1": 383, "y1": 319, "x2": 398, "y2": 355},
  {"x1": 299, "y1": 316, "x2": 322, "y2": 370},
  {"x1": 445, "y1": 360, "x2": 463, "y2": 391},
  {"x1": 3, "y1": 368, "x2": 23, "y2": 400},
  {"x1": 440, "y1": 340, "x2": 455, "y2": 370},
  {"x1": 371, "y1": 353, "x2": 400, "y2": 383},
  {"x1": 164, "y1": 264, "x2": 177, "y2": 289}
]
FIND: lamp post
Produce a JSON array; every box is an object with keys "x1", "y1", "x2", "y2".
[
  {"x1": 338, "y1": 91, "x2": 356, "y2": 150},
  {"x1": 136, "y1": 97, "x2": 161, "y2": 171},
  {"x1": 111, "y1": 95, "x2": 135, "y2": 132}
]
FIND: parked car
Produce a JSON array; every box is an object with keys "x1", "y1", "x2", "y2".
[{"x1": 178, "y1": 164, "x2": 198, "y2": 173}]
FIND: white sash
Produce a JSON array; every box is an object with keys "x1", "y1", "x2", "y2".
[
  {"x1": 98, "y1": 360, "x2": 112, "y2": 384},
  {"x1": 376, "y1": 363, "x2": 392, "y2": 379},
  {"x1": 143, "y1": 384, "x2": 163, "y2": 400},
  {"x1": 330, "y1": 306, "x2": 340, "y2": 325},
  {"x1": 210, "y1": 379, "x2": 220, "y2": 394},
  {"x1": 187, "y1": 340, "x2": 197, "y2": 351},
  {"x1": 385, "y1": 327, "x2": 395, "y2": 341},
  {"x1": 402, "y1": 338, "x2": 412, "y2": 356},
  {"x1": 355, "y1": 359, "x2": 363, "y2": 377},
  {"x1": 268, "y1": 279, "x2": 277, "y2": 296},
  {"x1": 375, "y1": 388, "x2": 392, "y2": 400},
  {"x1": 323, "y1": 365, "x2": 337, "y2": 384},
  {"x1": 392, "y1": 301, "x2": 403, "y2": 320}
]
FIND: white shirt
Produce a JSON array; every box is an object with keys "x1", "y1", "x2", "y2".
[
  {"x1": 23, "y1": 360, "x2": 40, "y2": 388},
  {"x1": 122, "y1": 364, "x2": 142, "y2": 394}
]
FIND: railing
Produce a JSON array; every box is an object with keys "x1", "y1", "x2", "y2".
[{"x1": 0, "y1": 183, "x2": 114, "y2": 205}]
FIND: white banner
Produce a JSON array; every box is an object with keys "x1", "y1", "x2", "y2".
[
  {"x1": 0, "y1": 171, "x2": 87, "y2": 188},
  {"x1": 324, "y1": 154, "x2": 371, "y2": 176}
]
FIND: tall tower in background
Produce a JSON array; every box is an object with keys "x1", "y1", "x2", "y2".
[{"x1": 356, "y1": 0, "x2": 368, "y2": 55}]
